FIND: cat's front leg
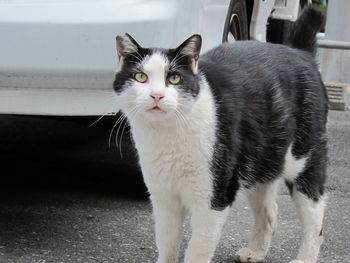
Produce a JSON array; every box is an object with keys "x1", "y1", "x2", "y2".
[
  {"x1": 184, "y1": 207, "x2": 229, "y2": 263},
  {"x1": 151, "y1": 194, "x2": 185, "y2": 263}
]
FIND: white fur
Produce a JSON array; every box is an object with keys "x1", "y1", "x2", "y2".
[
  {"x1": 152, "y1": 194, "x2": 185, "y2": 263},
  {"x1": 143, "y1": 53, "x2": 168, "y2": 81},
  {"x1": 131, "y1": 84, "x2": 226, "y2": 263},
  {"x1": 184, "y1": 207, "x2": 229, "y2": 263},
  {"x1": 291, "y1": 192, "x2": 325, "y2": 263},
  {"x1": 235, "y1": 180, "x2": 280, "y2": 262},
  {"x1": 282, "y1": 143, "x2": 307, "y2": 182},
  {"x1": 281, "y1": 143, "x2": 324, "y2": 263},
  {"x1": 117, "y1": 53, "x2": 228, "y2": 263},
  {"x1": 280, "y1": 143, "x2": 325, "y2": 263}
]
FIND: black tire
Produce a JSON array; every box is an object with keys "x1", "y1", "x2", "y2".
[{"x1": 222, "y1": 0, "x2": 249, "y2": 42}]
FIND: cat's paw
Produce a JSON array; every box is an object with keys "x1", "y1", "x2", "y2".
[
  {"x1": 289, "y1": 260, "x2": 304, "y2": 263},
  {"x1": 234, "y1": 248, "x2": 265, "y2": 262}
]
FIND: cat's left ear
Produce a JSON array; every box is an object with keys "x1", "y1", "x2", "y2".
[
  {"x1": 176, "y1": 34, "x2": 202, "y2": 74},
  {"x1": 116, "y1": 33, "x2": 140, "y2": 59},
  {"x1": 115, "y1": 33, "x2": 141, "y2": 72}
]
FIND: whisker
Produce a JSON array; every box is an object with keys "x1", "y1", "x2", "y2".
[
  {"x1": 117, "y1": 108, "x2": 139, "y2": 157},
  {"x1": 108, "y1": 118, "x2": 121, "y2": 148},
  {"x1": 134, "y1": 50, "x2": 145, "y2": 61},
  {"x1": 89, "y1": 114, "x2": 106, "y2": 128},
  {"x1": 169, "y1": 62, "x2": 188, "y2": 70},
  {"x1": 170, "y1": 53, "x2": 187, "y2": 68},
  {"x1": 169, "y1": 53, "x2": 180, "y2": 68},
  {"x1": 174, "y1": 107, "x2": 191, "y2": 132},
  {"x1": 111, "y1": 106, "x2": 138, "y2": 150},
  {"x1": 127, "y1": 53, "x2": 143, "y2": 63},
  {"x1": 108, "y1": 111, "x2": 131, "y2": 148},
  {"x1": 179, "y1": 108, "x2": 192, "y2": 130},
  {"x1": 115, "y1": 117, "x2": 127, "y2": 155},
  {"x1": 173, "y1": 111, "x2": 181, "y2": 141},
  {"x1": 169, "y1": 52, "x2": 181, "y2": 65},
  {"x1": 118, "y1": 119, "x2": 129, "y2": 157}
]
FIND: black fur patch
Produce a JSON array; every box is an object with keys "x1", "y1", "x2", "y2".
[{"x1": 202, "y1": 7, "x2": 327, "y2": 210}]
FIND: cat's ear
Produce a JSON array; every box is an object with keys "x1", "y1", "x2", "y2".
[
  {"x1": 176, "y1": 34, "x2": 202, "y2": 74},
  {"x1": 116, "y1": 33, "x2": 140, "y2": 59},
  {"x1": 177, "y1": 34, "x2": 202, "y2": 59}
]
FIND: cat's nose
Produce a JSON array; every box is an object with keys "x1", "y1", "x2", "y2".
[{"x1": 150, "y1": 93, "x2": 165, "y2": 103}]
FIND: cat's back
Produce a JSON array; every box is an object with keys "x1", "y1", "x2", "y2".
[
  {"x1": 198, "y1": 40, "x2": 326, "y2": 119},
  {"x1": 199, "y1": 40, "x2": 316, "y2": 82}
]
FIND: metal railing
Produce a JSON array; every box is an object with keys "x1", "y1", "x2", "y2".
[{"x1": 317, "y1": 39, "x2": 350, "y2": 50}]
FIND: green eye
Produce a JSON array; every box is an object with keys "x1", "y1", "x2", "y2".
[
  {"x1": 134, "y1": 72, "x2": 148, "y2": 83},
  {"x1": 168, "y1": 74, "x2": 181, "y2": 85}
]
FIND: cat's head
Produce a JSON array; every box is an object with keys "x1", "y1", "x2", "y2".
[{"x1": 113, "y1": 33, "x2": 202, "y2": 125}]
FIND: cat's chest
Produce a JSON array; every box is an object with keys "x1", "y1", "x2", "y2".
[
  {"x1": 136, "y1": 128, "x2": 211, "y2": 169},
  {"x1": 131, "y1": 123, "x2": 215, "y2": 189},
  {"x1": 127, "y1": 85, "x2": 217, "y2": 195}
]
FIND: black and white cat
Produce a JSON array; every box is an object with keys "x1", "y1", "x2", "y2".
[{"x1": 113, "y1": 7, "x2": 327, "y2": 263}]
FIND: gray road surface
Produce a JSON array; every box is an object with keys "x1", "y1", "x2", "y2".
[{"x1": 0, "y1": 108, "x2": 349, "y2": 263}]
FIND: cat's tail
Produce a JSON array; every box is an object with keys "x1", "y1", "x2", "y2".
[{"x1": 287, "y1": 5, "x2": 324, "y2": 55}]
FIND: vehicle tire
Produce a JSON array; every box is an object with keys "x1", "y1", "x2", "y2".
[{"x1": 222, "y1": 0, "x2": 249, "y2": 42}]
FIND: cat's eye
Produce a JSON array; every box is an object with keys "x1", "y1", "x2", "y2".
[
  {"x1": 134, "y1": 72, "x2": 148, "y2": 83},
  {"x1": 168, "y1": 74, "x2": 181, "y2": 85}
]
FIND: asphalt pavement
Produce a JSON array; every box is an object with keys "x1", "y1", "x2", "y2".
[{"x1": 0, "y1": 106, "x2": 349, "y2": 263}]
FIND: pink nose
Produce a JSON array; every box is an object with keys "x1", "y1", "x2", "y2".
[{"x1": 150, "y1": 93, "x2": 165, "y2": 102}]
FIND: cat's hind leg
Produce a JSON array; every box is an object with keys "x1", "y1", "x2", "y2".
[
  {"x1": 284, "y1": 141, "x2": 326, "y2": 263},
  {"x1": 288, "y1": 189, "x2": 325, "y2": 263},
  {"x1": 234, "y1": 179, "x2": 280, "y2": 263},
  {"x1": 286, "y1": 160, "x2": 326, "y2": 262}
]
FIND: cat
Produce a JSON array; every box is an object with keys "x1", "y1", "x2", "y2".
[{"x1": 113, "y1": 6, "x2": 327, "y2": 263}]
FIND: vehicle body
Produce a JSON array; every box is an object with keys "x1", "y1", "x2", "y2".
[
  {"x1": 0, "y1": 0, "x2": 232, "y2": 116},
  {"x1": 0, "y1": 0, "x2": 305, "y2": 117}
]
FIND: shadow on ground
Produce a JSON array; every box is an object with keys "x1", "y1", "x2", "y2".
[
  {"x1": 0, "y1": 115, "x2": 154, "y2": 263},
  {"x1": 0, "y1": 114, "x2": 148, "y2": 200}
]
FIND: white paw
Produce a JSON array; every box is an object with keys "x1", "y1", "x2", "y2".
[
  {"x1": 289, "y1": 261, "x2": 304, "y2": 263},
  {"x1": 234, "y1": 247, "x2": 266, "y2": 262}
]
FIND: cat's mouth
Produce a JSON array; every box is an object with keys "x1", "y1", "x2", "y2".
[{"x1": 148, "y1": 106, "x2": 166, "y2": 113}]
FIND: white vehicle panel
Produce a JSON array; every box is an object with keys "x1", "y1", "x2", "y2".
[{"x1": 0, "y1": 0, "x2": 230, "y2": 116}]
